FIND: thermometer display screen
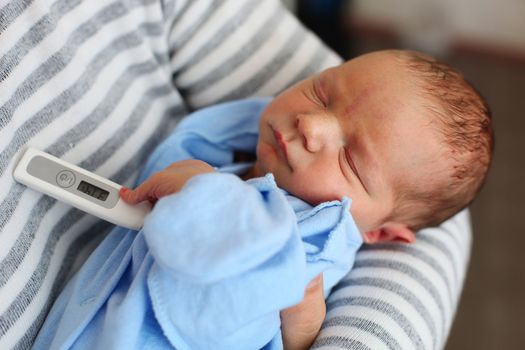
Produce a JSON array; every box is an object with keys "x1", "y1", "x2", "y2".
[{"x1": 77, "y1": 181, "x2": 109, "y2": 201}]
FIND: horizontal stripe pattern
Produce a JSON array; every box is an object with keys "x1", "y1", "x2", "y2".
[
  {"x1": 0, "y1": 0, "x2": 34, "y2": 38},
  {"x1": 321, "y1": 316, "x2": 403, "y2": 350},
  {"x1": 313, "y1": 336, "x2": 371, "y2": 350},
  {"x1": 0, "y1": 0, "x2": 471, "y2": 349},
  {"x1": 314, "y1": 209, "x2": 472, "y2": 350},
  {"x1": 0, "y1": 0, "x2": 82, "y2": 86}
]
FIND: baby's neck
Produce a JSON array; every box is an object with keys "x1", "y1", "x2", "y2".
[{"x1": 239, "y1": 167, "x2": 258, "y2": 181}]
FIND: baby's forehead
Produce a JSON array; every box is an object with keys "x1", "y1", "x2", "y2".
[
  {"x1": 378, "y1": 114, "x2": 449, "y2": 190},
  {"x1": 332, "y1": 60, "x2": 427, "y2": 107}
]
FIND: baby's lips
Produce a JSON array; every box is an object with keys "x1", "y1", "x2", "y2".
[{"x1": 272, "y1": 128, "x2": 290, "y2": 164}]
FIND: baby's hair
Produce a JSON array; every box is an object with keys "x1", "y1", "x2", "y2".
[{"x1": 389, "y1": 50, "x2": 494, "y2": 231}]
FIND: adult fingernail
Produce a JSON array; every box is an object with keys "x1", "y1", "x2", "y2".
[{"x1": 306, "y1": 274, "x2": 322, "y2": 290}]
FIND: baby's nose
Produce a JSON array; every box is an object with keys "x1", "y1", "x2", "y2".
[{"x1": 296, "y1": 113, "x2": 338, "y2": 153}]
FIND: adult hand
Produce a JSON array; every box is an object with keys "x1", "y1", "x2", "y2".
[
  {"x1": 120, "y1": 160, "x2": 215, "y2": 204},
  {"x1": 281, "y1": 274, "x2": 326, "y2": 350}
]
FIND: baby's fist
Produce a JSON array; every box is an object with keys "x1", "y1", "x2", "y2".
[{"x1": 120, "y1": 159, "x2": 215, "y2": 205}]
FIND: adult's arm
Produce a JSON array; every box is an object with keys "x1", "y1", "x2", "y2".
[
  {"x1": 163, "y1": 0, "x2": 341, "y2": 109},
  {"x1": 0, "y1": 0, "x2": 470, "y2": 349},
  {"x1": 0, "y1": 1, "x2": 337, "y2": 347}
]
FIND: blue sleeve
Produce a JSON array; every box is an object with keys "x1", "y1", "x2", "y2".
[
  {"x1": 143, "y1": 172, "x2": 299, "y2": 283},
  {"x1": 143, "y1": 173, "x2": 307, "y2": 350}
]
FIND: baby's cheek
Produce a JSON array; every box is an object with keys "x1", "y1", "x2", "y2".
[
  {"x1": 350, "y1": 198, "x2": 387, "y2": 233},
  {"x1": 255, "y1": 143, "x2": 278, "y2": 172},
  {"x1": 256, "y1": 142, "x2": 275, "y2": 158},
  {"x1": 345, "y1": 199, "x2": 373, "y2": 232}
]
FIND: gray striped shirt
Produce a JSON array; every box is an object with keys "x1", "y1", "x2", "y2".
[{"x1": 0, "y1": 0, "x2": 470, "y2": 349}]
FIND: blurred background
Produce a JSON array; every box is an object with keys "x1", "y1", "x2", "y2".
[{"x1": 283, "y1": 0, "x2": 525, "y2": 349}]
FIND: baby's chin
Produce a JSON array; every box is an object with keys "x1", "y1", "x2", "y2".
[{"x1": 280, "y1": 181, "x2": 343, "y2": 206}]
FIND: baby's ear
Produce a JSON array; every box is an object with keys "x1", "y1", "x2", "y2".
[{"x1": 363, "y1": 222, "x2": 415, "y2": 244}]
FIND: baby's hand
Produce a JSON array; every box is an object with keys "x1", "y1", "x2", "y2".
[{"x1": 120, "y1": 160, "x2": 215, "y2": 205}]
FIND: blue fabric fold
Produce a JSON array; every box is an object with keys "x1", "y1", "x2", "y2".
[
  {"x1": 144, "y1": 173, "x2": 298, "y2": 284},
  {"x1": 33, "y1": 98, "x2": 363, "y2": 350}
]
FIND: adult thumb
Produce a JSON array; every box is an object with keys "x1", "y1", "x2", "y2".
[{"x1": 280, "y1": 274, "x2": 326, "y2": 350}]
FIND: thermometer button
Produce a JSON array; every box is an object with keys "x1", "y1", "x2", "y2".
[{"x1": 56, "y1": 170, "x2": 76, "y2": 188}]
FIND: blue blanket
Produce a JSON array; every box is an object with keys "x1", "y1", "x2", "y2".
[{"x1": 33, "y1": 98, "x2": 363, "y2": 350}]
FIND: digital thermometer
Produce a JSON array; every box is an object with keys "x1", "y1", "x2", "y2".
[{"x1": 13, "y1": 147, "x2": 151, "y2": 230}]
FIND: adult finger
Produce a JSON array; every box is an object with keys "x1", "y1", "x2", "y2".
[{"x1": 281, "y1": 274, "x2": 326, "y2": 350}]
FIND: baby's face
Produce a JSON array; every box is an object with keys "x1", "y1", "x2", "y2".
[{"x1": 253, "y1": 51, "x2": 445, "y2": 233}]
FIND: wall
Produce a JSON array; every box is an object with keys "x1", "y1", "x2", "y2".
[{"x1": 349, "y1": 0, "x2": 525, "y2": 55}]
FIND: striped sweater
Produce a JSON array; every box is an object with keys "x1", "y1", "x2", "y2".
[{"x1": 0, "y1": 0, "x2": 470, "y2": 349}]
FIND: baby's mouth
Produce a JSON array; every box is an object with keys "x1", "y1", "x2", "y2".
[{"x1": 272, "y1": 127, "x2": 290, "y2": 166}]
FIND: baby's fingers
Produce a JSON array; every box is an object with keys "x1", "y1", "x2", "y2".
[
  {"x1": 120, "y1": 160, "x2": 215, "y2": 205},
  {"x1": 120, "y1": 170, "x2": 186, "y2": 204},
  {"x1": 120, "y1": 186, "x2": 152, "y2": 205},
  {"x1": 120, "y1": 175, "x2": 162, "y2": 204}
]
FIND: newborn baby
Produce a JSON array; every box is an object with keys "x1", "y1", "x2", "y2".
[{"x1": 33, "y1": 50, "x2": 493, "y2": 350}]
